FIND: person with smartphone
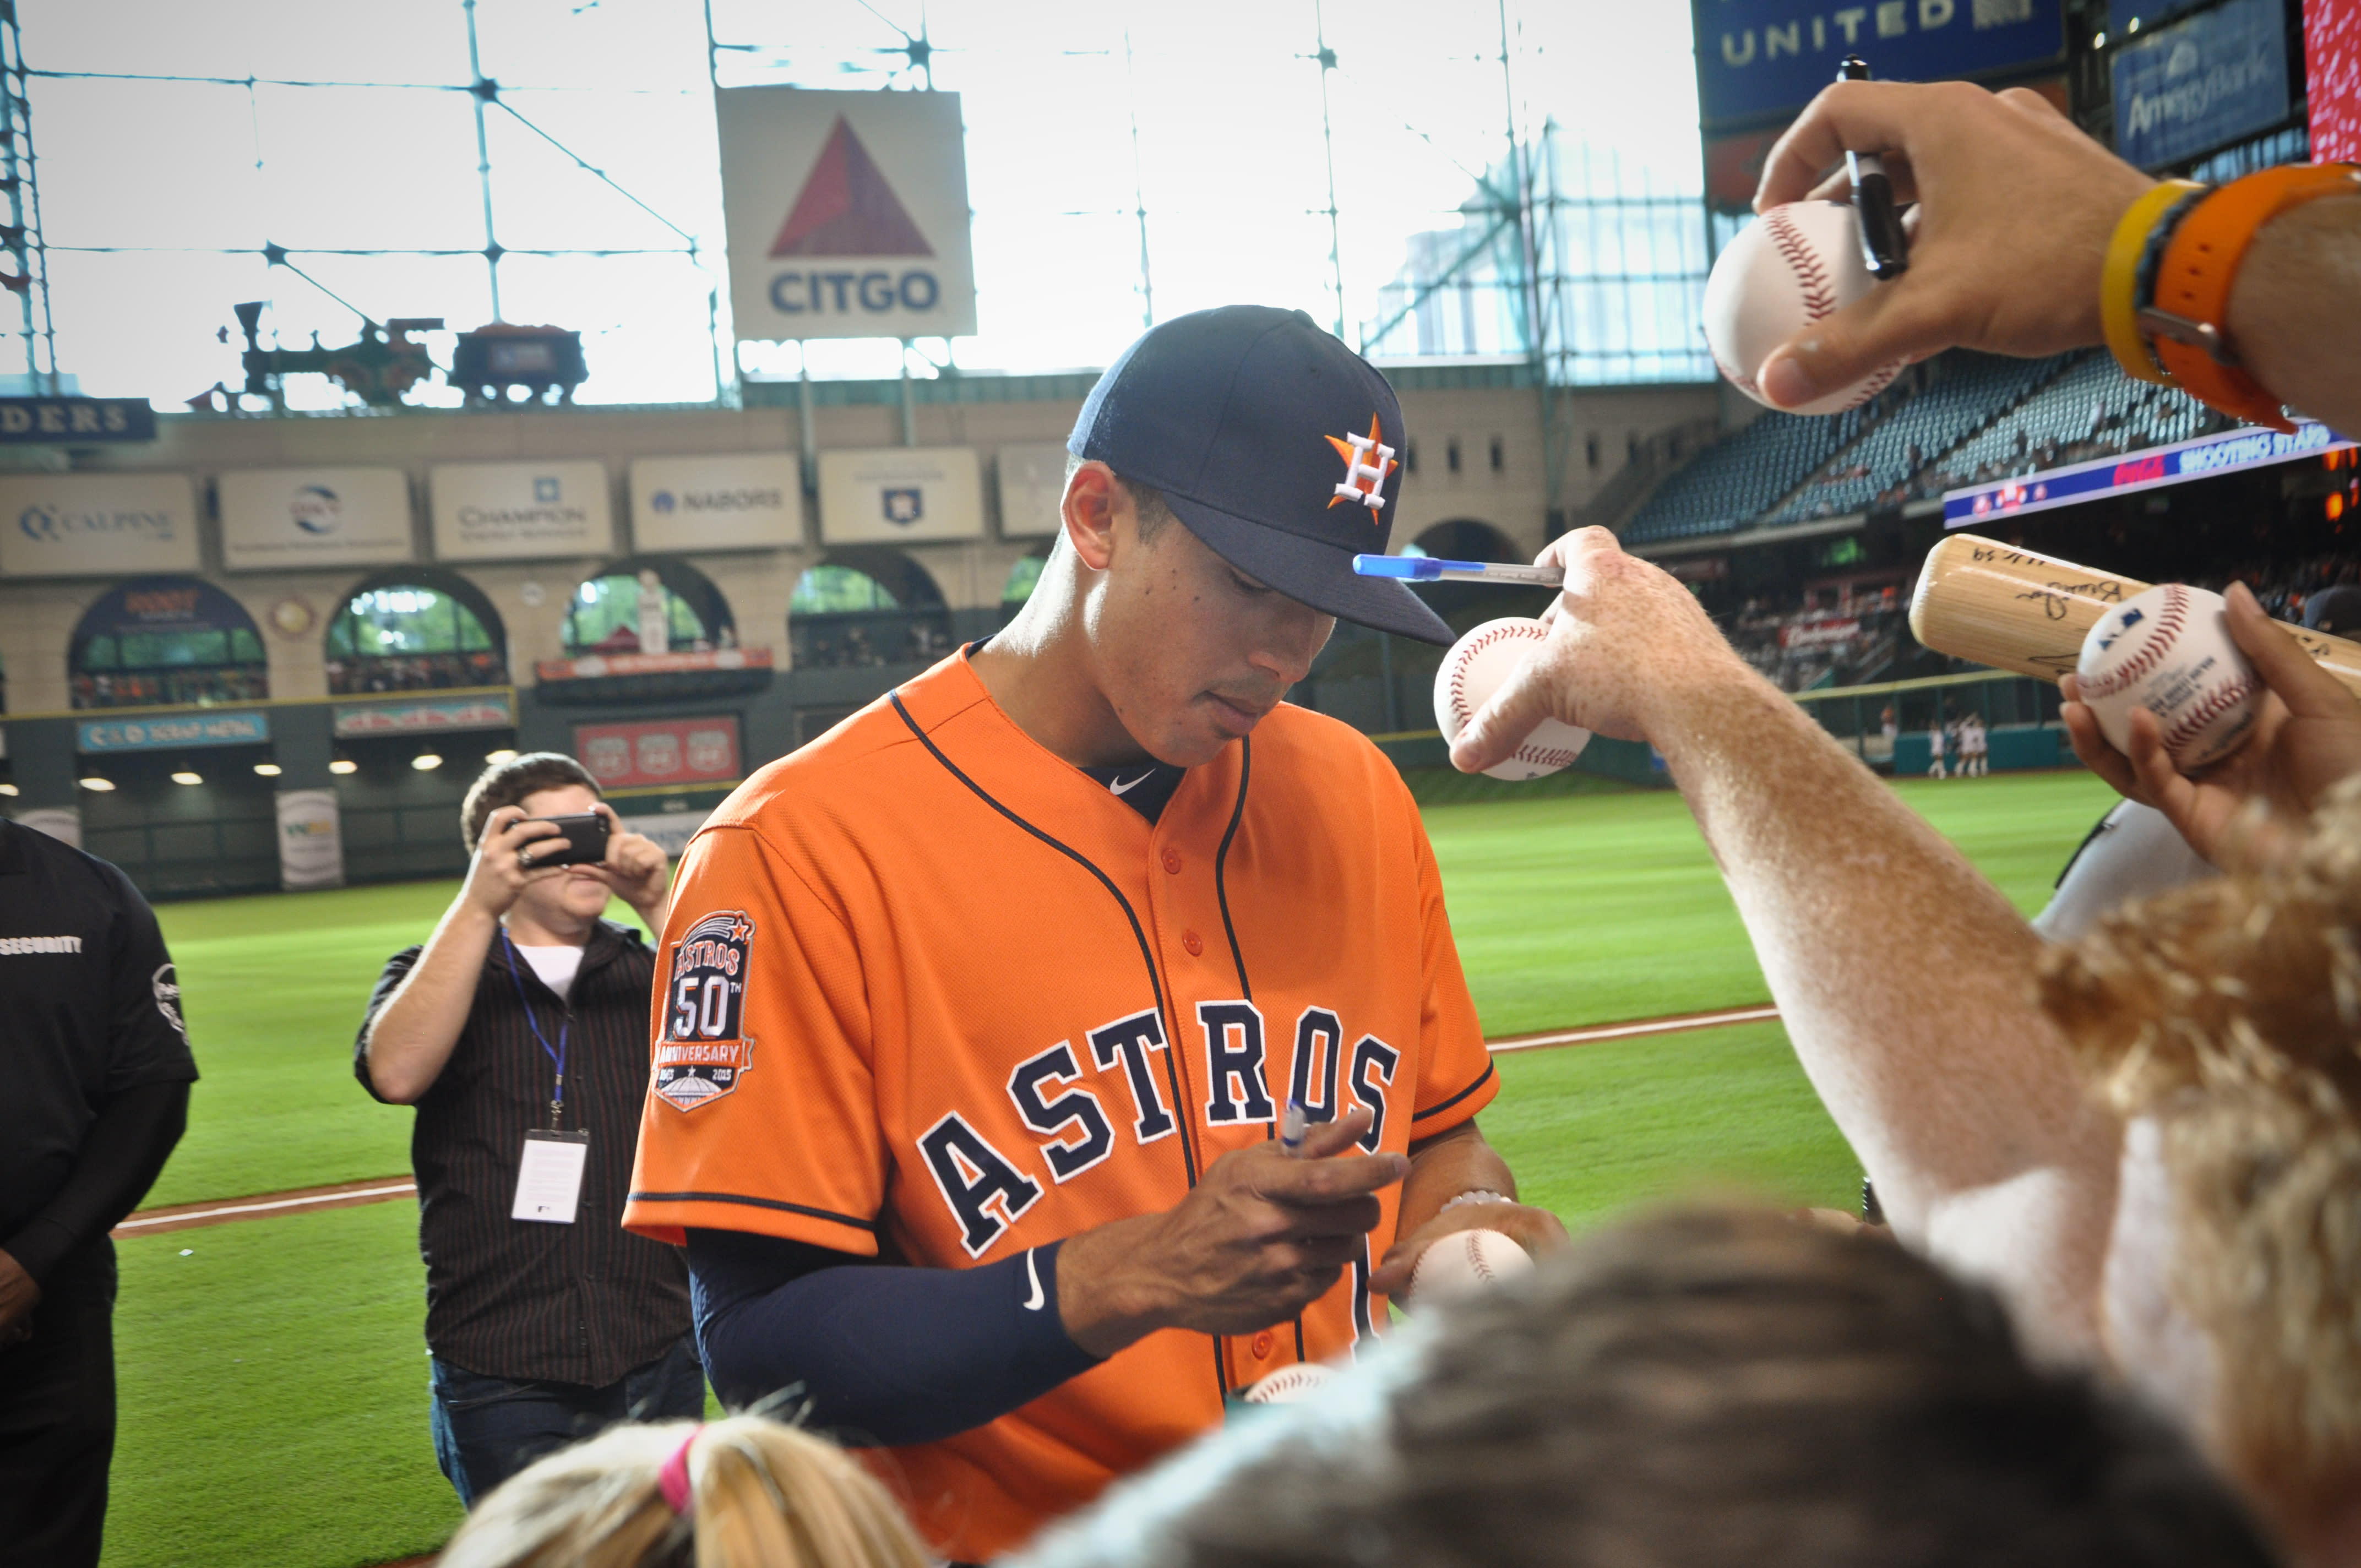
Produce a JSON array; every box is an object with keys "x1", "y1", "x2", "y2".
[{"x1": 356, "y1": 752, "x2": 698, "y2": 1507}]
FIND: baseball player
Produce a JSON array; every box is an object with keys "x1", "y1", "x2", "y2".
[
  {"x1": 625, "y1": 306, "x2": 1562, "y2": 1561},
  {"x1": 1961, "y1": 714, "x2": 1988, "y2": 777},
  {"x1": 1928, "y1": 716, "x2": 1950, "y2": 779}
]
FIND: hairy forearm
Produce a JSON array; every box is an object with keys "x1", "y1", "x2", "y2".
[
  {"x1": 366, "y1": 901, "x2": 498, "y2": 1102},
  {"x1": 2229, "y1": 195, "x2": 2361, "y2": 435},
  {"x1": 1651, "y1": 672, "x2": 2117, "y2": 1353},
  {"x1": 1397, "y1": 1123, "x2": 1513, "y2": 1239}
]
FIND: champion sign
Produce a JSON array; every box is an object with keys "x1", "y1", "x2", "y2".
[
  {"x1": 630, "y1": 454, "x2": 804, "y2": 551},
  {"x1": 719, "y1": 88, "x2": 977, "y2": 342},
  {"x1": 0, "y1": 473, "x2": 198, "y2": 577},
  {"x1": 430, "y1": 460, "x2": 614, "y2": 562}
]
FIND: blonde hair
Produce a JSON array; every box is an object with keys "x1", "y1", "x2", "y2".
[
  {"x1": 2038, "y1": 777, "x2": 2361, "y2": 1534},
  {"x1": 438, "y1": 1415, "x2": 930, "y2": 1568}
]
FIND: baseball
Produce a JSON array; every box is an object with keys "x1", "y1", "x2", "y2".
[
  {"x1": 1433, "y1": 618, "x2": 1591, "y2": 781},
  {"x1": 2075, "y1": 583, "x2": 2266, "y2": 770},
  {"x1": 1408, "y1": 1227, "x2": 1535, "y2": 1305},
  {"x1": 1239, "y1": 1362, "x2": 1338, "y2": 1405},
  {"x1": 1702, "y1": 200, "x2": 1905, "y2": 416}
]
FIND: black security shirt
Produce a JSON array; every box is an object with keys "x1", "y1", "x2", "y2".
[
  {"x1": 356, "y1": 918, "x2": 690, "y2": 1386},
  {"x1": 0, "y1": 820, "x2": 199, "y2": 1247}
]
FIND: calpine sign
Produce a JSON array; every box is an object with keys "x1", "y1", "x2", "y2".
[
  {"x1": 718, "y1": 88, "x2": 977, "y2": 342},
  {"x1": 0, "y1": 473, "x2": 198, "y2": 578}
]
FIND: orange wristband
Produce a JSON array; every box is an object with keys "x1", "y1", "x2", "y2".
[{"x1": 2145, "y1": 162, "x2": 2361, "y2": 432}]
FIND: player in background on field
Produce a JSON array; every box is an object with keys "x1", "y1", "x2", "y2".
[
  {"x1": 625, "y1": 306, "x2": 1563, "y2": 1562},
  {"x1": 1960, "y1": 714, "x2": 1988, "y2": 778},
  {"x1": 1926, "y1": 715, "x2": 1947, "y2": 779},
  {"x1": 357, "y1": 754, "x2": 702, "y2": 1507},
  {"x1": 0, "y1": 819, "x2": 195, "y2": 1568},
  {"x1": 1449, "y1": 523, "x2": 2361, "y2": 1562}
]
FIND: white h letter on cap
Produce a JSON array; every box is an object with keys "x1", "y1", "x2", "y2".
[{"x1": 1334, "y1": 432, "x2": 1395, "y2": 511}]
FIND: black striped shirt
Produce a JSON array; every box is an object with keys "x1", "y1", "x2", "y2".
[{"x1": 356, "y1": 919, "x2": 690, "y2": 1386}]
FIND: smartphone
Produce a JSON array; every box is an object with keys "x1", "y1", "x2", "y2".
[{"x1": 522, "y1": 812, "x2": 610, "y2": 868}]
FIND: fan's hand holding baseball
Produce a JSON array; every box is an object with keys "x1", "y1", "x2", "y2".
[
  {"x1": 2061, "y1": 581, "x2": 2361, "y2": 863},
  {"x1": 1748, "y1": 80, "x2": 2154, "y2": 412},
  {"x1": 1054, "y1": 1108, "x2": 1407, "y2": 1358},
  {"x1": 1368, "y1": 1199, "x2": 1564, "y2": 1300},
  {"x1": 459, "y1": 807, "x2": 564, "y2": 922},
  {"x1": 1449, "y1": 528, "x2": 1749, "y2": 776}
]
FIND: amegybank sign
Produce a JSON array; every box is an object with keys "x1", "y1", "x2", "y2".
[
  {"x1": 0, "y1": 472, "x2": 198, "y2": 578},
  {"x1": 630, "y1": 453, "x2": 806, "y2": 552},
  {"x1": 429, "y1": 461, "x2": 614, "y2": 562}
]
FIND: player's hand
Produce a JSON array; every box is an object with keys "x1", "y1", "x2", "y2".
[
  {"x1": 459, "y1": 806, "x2": 564, "y2": 922},
  {"x1": 1368, "y1": 1199, "x2": 1566, "y2": 1300},
  {"x1": 579, "y1": 802, "x2": 671, "y2": 927},
  {"x1": 1745, "y1": 80, "x2": 2157, "y2": 412},
  {"x1": 1450, "y1": 527, "x2": 1752, "y2": 775},
  {"x1": 1055, "y1": 1108, "x2": 1407, "y2": 1358},
  {"x1": 0, "y1": 1248, "x2": 40, "y2": 1348},
  {"x1": 2060, "y1": 582, "x2": 2361, "y2": 864}
]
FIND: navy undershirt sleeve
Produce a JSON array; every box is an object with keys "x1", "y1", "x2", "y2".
[{"x1": 686, "y1": 1227, "x2": 1102, "y2": 1447}]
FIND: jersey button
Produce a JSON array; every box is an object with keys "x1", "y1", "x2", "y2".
[
  {"x1": 1250, "y1": 1331, "x2": 1274, "y2": 1359},
  {"x1": 1162, "y1": 848, "x2": 1183, "y2": 875},
  {"x1": 1183, "y1": 930, "x2": 1203, "y2": 956}
]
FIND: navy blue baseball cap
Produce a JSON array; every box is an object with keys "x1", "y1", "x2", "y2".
[{"x1": 1069, "y1": 304, "x2": 1452, "y2": 645}]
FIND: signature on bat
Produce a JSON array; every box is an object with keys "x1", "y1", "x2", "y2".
[{"x1": 2013, "y1": 579, "x2": 2125, "y2": 621}]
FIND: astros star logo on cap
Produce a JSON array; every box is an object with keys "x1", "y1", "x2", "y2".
[{"x1": 1326, "y1": 416, "x2": 1397, "y2": 517}]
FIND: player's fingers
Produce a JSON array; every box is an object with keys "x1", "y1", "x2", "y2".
[
  {"x1": 1289, "y1": 1105, "x2": 1373, "y2": 1161},
  {"x1": 1754, "y1": 283, "x2": 1943, "y2": 412},
  {"x1": 2227, "y1": 581, "x2": 2359, "y2": 720},
  {"x1": 1255, "y1": 1151, "x2": 1408, "y2": 1206},
  {"x1": 1274, "y1": 1193, "x2": 1386, "y2": 1242}
]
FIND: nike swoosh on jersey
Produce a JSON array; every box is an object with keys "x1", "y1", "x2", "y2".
[
  {"x1": 1108, "y1": 771, "x2": 1153, "y2": 797},
  {"x1": 1022, "y1": 1248, "x2": 1046, "y2": 1310}
]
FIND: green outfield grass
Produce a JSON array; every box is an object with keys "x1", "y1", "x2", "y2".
[{"x1": 108, "y1": 768, "x2": 2121, "y2": 1568}]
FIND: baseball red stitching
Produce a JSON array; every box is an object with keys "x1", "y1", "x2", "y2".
[
  {"x1": 1466, "y1": 1232, "x2": 1497, "y2": 1283},
  {"x1": 1764, "y1": 208, "x2": 1837, "y2": 321},
  {"x1": 2161, "y1": 671, "x2": 2259, "y2": 756},
  {"x1": 2080, "y1": 585, "x2": 2191, "y2": 701},
  {"x1": 1445, "y1": 623, "x2": 1545, "y2": 732}
]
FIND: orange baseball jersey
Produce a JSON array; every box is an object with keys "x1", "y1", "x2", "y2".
[{"x1": 624, "y1": 650, "x2": 1495, "y2": 1560}]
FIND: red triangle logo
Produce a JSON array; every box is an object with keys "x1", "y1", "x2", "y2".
[{"x1": 769, "y1": 117, "x2": 934, "y2": 258}]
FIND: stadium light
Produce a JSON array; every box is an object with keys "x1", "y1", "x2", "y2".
[
  {"x1": 412, "y1": 753, "x2": 444, "y2": 771},
  {"x1": 79, "y1": 776, "x2": 116, "y2": 792},
  {"x1": 254, "y1": 762, "x2": 283, "y2": 777},
  {"x1": 329, "y1": 759, "x2": 357, "y2": 775},
  {"x1": 171, "y1": 770, "x2": 203, "y2": 786},
  {"x1": 485, "y1": 748, "x2": 519, "y2": 764}
]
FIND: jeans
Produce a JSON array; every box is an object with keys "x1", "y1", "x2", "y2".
[
  {"x1": 0, "y1": 1240, "x2": 117, "y2": 1568},
  {"x1": 429, "y1": 1332, "x2": 706, "y2": 1508}
]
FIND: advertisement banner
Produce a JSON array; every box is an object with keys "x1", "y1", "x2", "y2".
[
  {"x1": 718, "y1": 88, "x2": 977, "y2": 342},
  {"x1": 2306, "y1": 0, "x2": 2361, "y2": 162},
  {"x1": 536, "y1": 646, "x2": 773, "y2": 683},
  {"x1": 574, "y1": 716, "x2": 742, "y2": 792},
  {"x1": 0, "y1": 397, "x2": 154, "y2": 444},
  {"x1": 1945, "y1": 419, "x2": 2352, "y2": 525},
  {"x1": 2112, "y1": 0, "x2": 2291, "y2": 168},
  {"x1": 219, "y1": 466, "x2": 414, "y2": 571},
  {"x1": 332, "y1": 695, "x2": 515, "y2": 737},
  {"x1": 275, "y1": 788, "x2": 344, "y2": 891},
  {"x1": 78, "y1": 710, "x2": 270, "y2": 753},
  {"x1": 818, "y1": 446, "x2": 984, "y2": 544},
  {"x1": 429, "y1": 461, "x2": 614, "y2": 562},
  {"x1": 629, "y1": 453, "x2": 806, "y2": 553},
  {"x1": 1780, "y1": 617, "x2": 1862, "y2": 650},
  {"x1": 1693, "y1": 0, "x2": 2064, "y2": 127},
  {"x1": 994, "y1": 443, "x2": 1071, "y2": 539},
  {"x1": 0, "y1": 472, "x2": 198, "y2": 578}
]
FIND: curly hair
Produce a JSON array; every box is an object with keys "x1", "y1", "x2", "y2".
[{"x1": 2038, "y1": 776, "x2": 2361, "y2": 1534}]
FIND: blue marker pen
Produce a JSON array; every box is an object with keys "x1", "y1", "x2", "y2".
[
  {"x1": 1352, "y1": 554, "x2": 1564, "y2": 588},
  {"x1": 1279, "y1": 1099, "x2": 1310, "y2": 1156}
]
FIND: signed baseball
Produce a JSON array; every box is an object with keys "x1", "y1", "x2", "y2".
[
  {"x1": 1408, "y1": 1227, "x2": 1535, "y2": 1306},
  {"x1": 1702, "y1": 201, "x2": 1904, "y2": 416},
  {"x1": 1239, "y1": 1362, "x2": 1337, "y2": 1405},
  {"x1": 1434, "y1": 618, "x2": 1591, "y2": 781},
  {"x1": 2076, "y1": 582, "x2": 2265, "y2": 770}
]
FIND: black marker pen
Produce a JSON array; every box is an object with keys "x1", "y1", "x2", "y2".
[{"x1": 1837, "y1": 56, "x2": 1909, "y2": 279}]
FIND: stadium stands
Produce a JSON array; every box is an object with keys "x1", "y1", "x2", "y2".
[
  {"x1": 1622, "y1": 402, "x2": 1878, "y2": 543},
  {"x1": 1919, "y1": 351, "x2": 2229, "y2": 493}
]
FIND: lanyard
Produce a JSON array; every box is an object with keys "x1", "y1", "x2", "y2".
[{"x1": 500, "y1": 929, "x2": 571, "y2": 1132}]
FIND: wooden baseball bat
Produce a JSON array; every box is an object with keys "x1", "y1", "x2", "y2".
[{"x1": 1909, "y1": 533, "x2": 2361, "y2": 699}]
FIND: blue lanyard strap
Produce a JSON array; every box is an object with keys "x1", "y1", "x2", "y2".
[{"x1": 499, "y1": 929, "x2": 571, "y2": 1131}]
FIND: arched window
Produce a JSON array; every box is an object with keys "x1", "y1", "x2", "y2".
[
  {"x1": 70, "y1": 579, "x2": 269, "y2": 710},
  {"x1": 790, "y1": 548, "x2": 951, "y2": 669},
  {"x1": 326, "y1": 569, "x2": 508, "y2": 696},
  {"x1": 1408, "y1": 520, "x2": 1522, "y2": 563},
  {"x1": 563, "y1": 557, "x2": 737, "y2": 656}
]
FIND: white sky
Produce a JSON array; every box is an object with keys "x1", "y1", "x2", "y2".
[{"x1": 20, "y1": 0, "x2": 1701, "y2": 407}]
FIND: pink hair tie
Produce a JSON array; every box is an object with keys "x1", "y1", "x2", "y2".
[{"x1": 658, "y1": 1425, "x2": 704, "y2": 1516}]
